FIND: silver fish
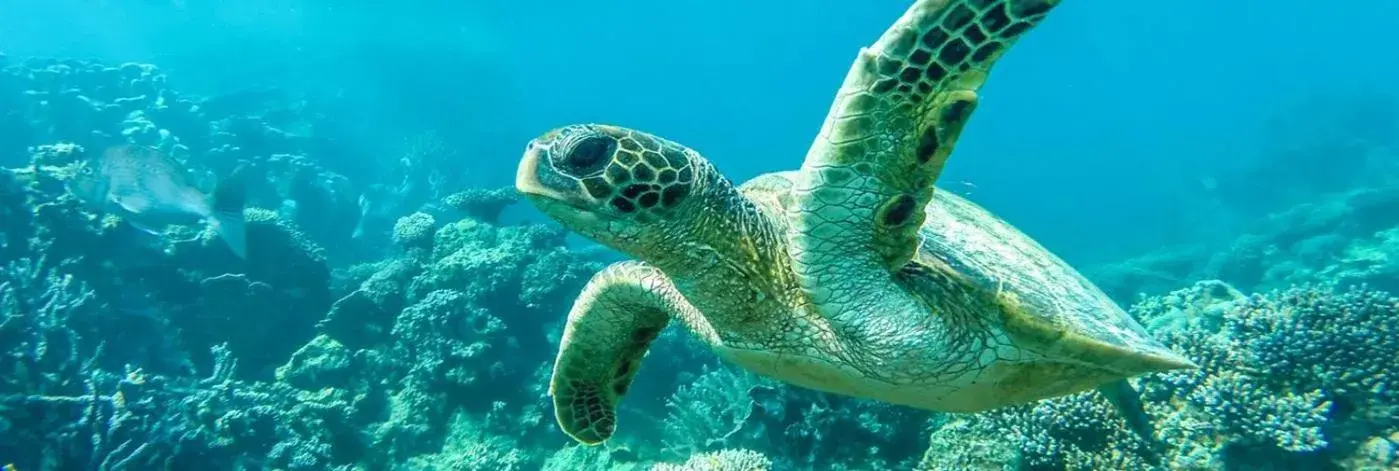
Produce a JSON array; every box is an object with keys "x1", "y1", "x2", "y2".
[{"x1": 68, "y1": 144, "x2": 248, "y2": 258}]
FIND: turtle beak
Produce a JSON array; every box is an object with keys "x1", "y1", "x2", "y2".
[
  {"x1": 515, "y1": 140, "x2": 610, "y2": 230},
  {"x1": 516, "y1": 140, "x2": 593, "y2": 211},
  {"x1": 515, "y1": 141, "x2": 562, "y2": 200}
]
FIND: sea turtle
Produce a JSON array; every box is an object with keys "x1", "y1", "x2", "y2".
[{"x1": 515, "y1": 0, "x2": 1195, "y2": 445}]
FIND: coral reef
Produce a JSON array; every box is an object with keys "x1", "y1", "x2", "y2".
[
  {"x1": 1092, "y1": 186, "x2": 1399, "y2": 302},
  {"x1": 4, "y1": 53, "x2": 1397, "y2": 471},
  {"x1": 0, "y1": 57, "x2": 601, "y2": 470},
  {"x1": 652, "y1": 449, "x2": 774, "y2": 471},
  {"x1": 657, "y1": 364, "x2": 930, "y2": 470},
  {"x1": 918, "y1": 281, "x2": 1399, "y2": 471},
  {"x1": 294, "y1": 204, "x2": 607, "y2": 467},
  {"x1": 1, "y1": 342, "x2": 363, "y2": 470},
  {"x1": 443, "y1": 187, "x2": 518, "y2": 225},
  {"x1": 1, "y1": 57, "x2": 368, "y2": 264}
]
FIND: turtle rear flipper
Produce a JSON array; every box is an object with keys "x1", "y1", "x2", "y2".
[
  {"x1": 790, "y1": 0, "x2": 1062, "y2": 284},
  {"x1": 549, "y1": 261, "x2": 690, "y2": 445},
  {"x1": 1097, "y1": 379, "x2": 1166, "y2": 463}
]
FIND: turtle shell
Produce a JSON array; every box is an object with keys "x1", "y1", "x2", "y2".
[
  {"x1": 912, "y1": 189, "x2": 1193, "y2": 370},
  {"x1": 738, "y1": 171, "x2": 1193, "y2": 372}
]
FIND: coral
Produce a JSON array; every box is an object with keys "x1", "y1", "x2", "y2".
[
  {"x1": 0, "y1": 167, "x2": 30, "y2": 259},
  {"x1": 159, "y1": 347, "x2": 365, "y2": 470},
  {"x1": 397, "y1": 412, "x2": 535, "y2": 471},
  {"x1": 4, "y1": 57, "x2": 370, "y2": 265},
  {"x1": 255, "y1": 152, "x2": 363, "y2": 261},
  {"x1": 1176, "y1": 370, "x2": 1329, "y2": 453},
  {"x1": 386, "y1": 289, "x2": 508, "y2": 403},
  {"x1": 272, "y1": 211, "x2": 601, "y2": 466},
  {"x1": 1, "y1": 346, "x2": 364, "y2": 470},
  {"x1": 917, "y1": 418, "x2": 1017, "y2": 471},
  {"x1": 1092, "y1": 186, "x2": 1399, "y2": 302},
  {"x1": 415, "y1": 220, "x2": 598, "y2": 321},
  {"x1": 275, "y1": 334, "x2": 356, "y2": 390},
  {"x1": 658, "y1": 364, "x2": 929, "y2": 470},
  {"x1": 318, "y1": 258, "x2": 423, "y2": 349},
  {"x1": 28, "y1": 141, "x2": 87, "y2": 167},
  {"x1": 352, "y1": 132, "x2": 469, "y2": 248},
  {"x1": 1085, "y1": 245, "x2": 1209, "y2": 303},
  {"x1": 157, "y1": 208, "x2": 331, "y2": 379},
  {"x1": 1323, "y1": 227, "x2": 1399, "y2": 293},
  {"x1": 651, "y1": 449, "x2": 774, "y2": 471},
  {"x1": 920, "y1": 392, "x2": 1159, "y2": 471},
  {"x1": 6, "y1": 59, "x2": 178, "y2": 148},
  {"x1": 540, "y1": 444, "x2": 649, "y2": 471},
  {"x1": 1, "y1": 55, "x2": 624, "y2": 471},
  {"x1": 1222, "y1": 284, "x2": 1399, "y2": 439},
  {"x1": 661, "y1": 365, "x2": 771, "y2": 457},
  {"x1": 392, "y1": 211, "x2": 438, "y2": 252},
  {"x1": 0, "y1": 257, "x2": 98, "y2": 397},
  {"x1": 1340, "y1": 432, "x2": 1399, "y2": 471},
  {"x1": 918, "y1": 281, "x2": 1399, "y2": 470},
  {"x1": 443, "y1": 187, "x2": 518, "y2": 224}
]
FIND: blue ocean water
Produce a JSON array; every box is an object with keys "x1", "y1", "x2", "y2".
[{"x1": 0, "y1": 1, "x2": 1396, "y2": 470}]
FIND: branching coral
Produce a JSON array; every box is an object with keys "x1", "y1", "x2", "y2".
[
  {"x1": 1233, "y1": 285, "x2": 1399, "y2": 410},
  {"x1": 651, "y1": 449, "x2": 774, "y2": 471},
  {"x1": 2, "y1": 55, "x2": 613, "y2": 470},
  {"x1": 0, "y1": 168, "x2": 30, "y2": 258},
  {"x1": 1, "y1": 257, "x2": 99, "y2": 395},
  {"x1": 658, "y1": 364, "x2": 929, "y2": 470},
  {"x1": 398, "y1": 411, "x2": 534, "y2": 471},
  {"x1": 919, "y1": 281, "x2": 1399, "y2": 470},
  {"x1": 2, "y1": 344, "x2": 364, "y2": 470}
]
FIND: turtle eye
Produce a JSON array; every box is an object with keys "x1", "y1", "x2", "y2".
[{"x1": 556, "y1": 136, "x2": 614, "y2": 177}]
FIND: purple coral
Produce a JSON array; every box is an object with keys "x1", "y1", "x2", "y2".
[
  {"x1": 1232, "y1": 285, "x2": 1399, "y2": 409},
  {"x1": 920, "y1": 281, "x2": 1399, "y2": 470}
]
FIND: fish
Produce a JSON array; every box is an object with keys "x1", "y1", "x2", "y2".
[
  {"x1": 67, "y1": 144, "x2": 248, "y2": 258},
  {"x1": 948, "y1": 180, "x2": 977, "y2": 197}
]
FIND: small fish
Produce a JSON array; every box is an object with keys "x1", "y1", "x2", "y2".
[
  {"x1": 67, "y1": 144, "x2": 248, "y2": 258},
  {"x1": 950, "y1": 180, "x2": 977, "y2": 196}
]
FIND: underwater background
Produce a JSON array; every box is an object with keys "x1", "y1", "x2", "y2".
[{"x1": 0, "y1": 0, "x2": 1396, "y2": 469}]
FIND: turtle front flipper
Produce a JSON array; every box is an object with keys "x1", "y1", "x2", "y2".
[
  {"x1": 549, "y1": 261, "x2": 693, "y2": 445},
  {"x1": 790, "y1": 0, "x2": 1062, "y2": 273}
]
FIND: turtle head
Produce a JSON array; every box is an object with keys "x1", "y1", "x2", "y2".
[{"x1": 516, "y1": 124, "x2": 702, "y2": 251}]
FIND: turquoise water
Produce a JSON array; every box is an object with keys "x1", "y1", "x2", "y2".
[{"x1": 0, "y1": 1, "x2": 1396, "y2": 469}]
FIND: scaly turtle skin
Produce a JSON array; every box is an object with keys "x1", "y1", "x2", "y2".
[{"x1": 515, "y1": 0, "x2": 1195, "y2": 445}]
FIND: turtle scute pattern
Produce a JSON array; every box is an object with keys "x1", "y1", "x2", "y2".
[
  {"x1": 549, "y1": 261, "x2": 679, "y2": 445},
  {"x1": 917, "y1": 190, "x2": 1192, "y2": 366},
  {"x1": 542, "y1": 124, "x2": 697, "y2": 222},
  {"x1": 793, "y1": 0, "x2": 1061, "y2": 274}
]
